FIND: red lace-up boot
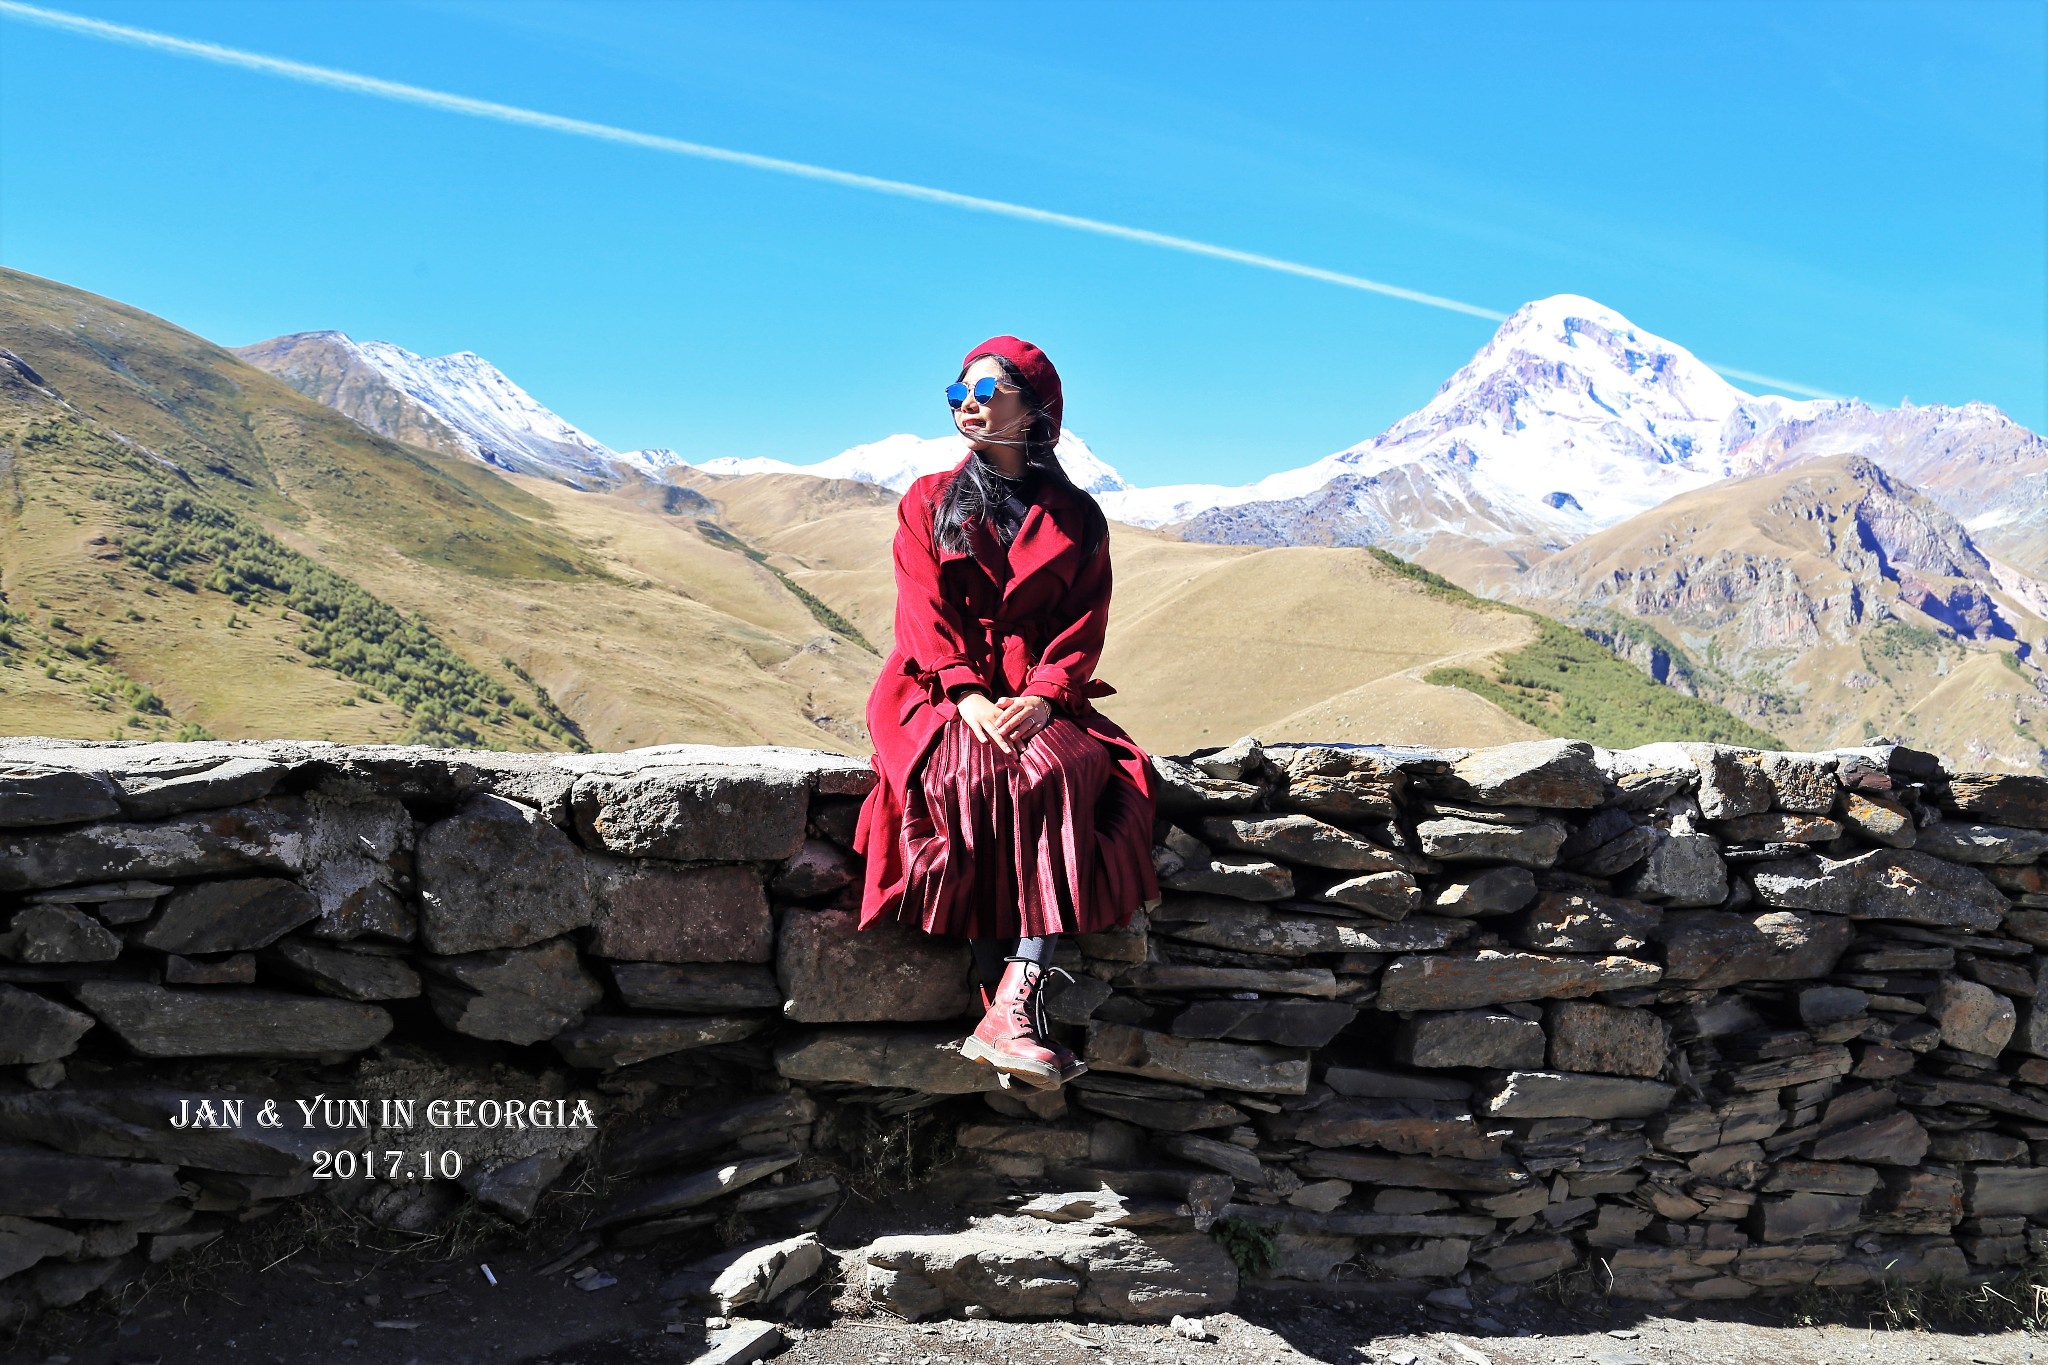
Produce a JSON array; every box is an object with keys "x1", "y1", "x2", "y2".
[{"x1": 962, "y1": 958, "x2": 1087, "y2": 1089}]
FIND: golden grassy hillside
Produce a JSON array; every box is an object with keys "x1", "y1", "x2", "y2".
[{"x1": 0, "y1": 268, "x2": 878, "y2": 752}]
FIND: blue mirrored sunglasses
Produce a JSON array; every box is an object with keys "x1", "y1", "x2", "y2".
[{"x1": 945, "y1": 376, "x2": 1008, "y2": 409}]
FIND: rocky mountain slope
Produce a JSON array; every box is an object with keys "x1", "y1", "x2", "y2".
[
  {"x1": 1502, "y1": 455, "x2": 2048, "y2": 771},
  {"x1": 233, "y1": 330, "x2": 625, "y2": 488}
]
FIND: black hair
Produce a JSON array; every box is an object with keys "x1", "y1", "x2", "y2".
[{"x1": 931, "y1": 353, "x2": 1105, "y2": 560}]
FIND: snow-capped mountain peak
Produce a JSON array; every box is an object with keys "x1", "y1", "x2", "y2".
[
  {"x1": 234, "y1": 330, "x2": 622, "y2": 487},
  {"x1": 679, "y1": 429, "x2": 1132, "y2": 496}
]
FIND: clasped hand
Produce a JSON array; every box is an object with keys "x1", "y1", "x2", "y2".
[{"x1": 956, "y1": 692, "x2": 1053, "y2": 754}]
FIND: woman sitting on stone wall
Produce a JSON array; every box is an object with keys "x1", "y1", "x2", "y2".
[{"x1": 851, "y1": 335, "x2": 1163, "y2": 1090}]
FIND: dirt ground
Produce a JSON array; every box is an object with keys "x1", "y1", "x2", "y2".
[{"x1": 8, "y1": 1190, "x2": 2042, "y2": 1365}]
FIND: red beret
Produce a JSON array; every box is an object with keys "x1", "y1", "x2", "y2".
[{"x1": 962, "y1": 335, "x2": 1063, "y2": 441}]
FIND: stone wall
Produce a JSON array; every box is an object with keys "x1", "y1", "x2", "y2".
[{"x1": 2, "y1": 734, "x2": 2045, "y2": 1325}]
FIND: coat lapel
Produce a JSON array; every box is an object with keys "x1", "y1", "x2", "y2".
[{"x1": 1000, "y1": 479, "x2": 1079, "y2": 608}]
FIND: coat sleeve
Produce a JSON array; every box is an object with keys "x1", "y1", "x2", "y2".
[
  {"x1": 1021, "y1": 508, "x2": 1119, "y2": 714},
  {"x1": 893, "y1": 489, "x2": 984, "y2": 703}
]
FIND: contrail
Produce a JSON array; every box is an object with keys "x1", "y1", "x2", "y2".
[{"x1": 0, "y1": 0, "x2": 1846, "y2": 400}]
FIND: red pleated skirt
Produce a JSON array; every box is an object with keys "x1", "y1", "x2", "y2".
[{"x1": 895, "y1": 713, "x2": 1153, "y2": 940}]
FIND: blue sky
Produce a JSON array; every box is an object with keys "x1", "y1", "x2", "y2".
[{"x1": 1, "y1": 0, "x2": 2042, "y2": 486}]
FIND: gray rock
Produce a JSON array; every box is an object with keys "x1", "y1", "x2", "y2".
[
  {"x1": 1194, "y1": 813, "x2": 1424, "y2": 873},
  {"x1": 0, "y1": 1216, "x2": 83, "y2": 1280},
  {"x1": 1759, "y1": 751, "x2": 1840, "y2": 815},
  {"x1": 1322, "y1": 1066, "x2": 1472, "y2": 1101},
  {"x1": 421, "y1": 938, "x2": 603, "y2": 1044},
  {"x1": 72, "y1": 982, "x2": 393, "y2": 1058},
  {"x1": 1150, "y1": 755, "x2": 1264, "y2": 816},
  {"x1": 1114, "y1": 964, "x2": 1342, "y2": 997},
  {"x1": 1509, "y1": 890, "x2": 1662, "y2": 953},
  {"x1": 1713, "y1": 813, "x2": 1843, "y2": 843},
  {"x1": 0, "y1": 799, "x2": 306, "y2": 892},
  {"x1": 1416, "y1": 815, "x2": 1567, "y2": 867},
  {"x1": 1480, "y1": 1071, "x2": 1676, "y2": 1119},
  {"x1": 461, "y1": 1152, "x2": 570, "y2": 1223},
  {"x1": 1311, "y1": 870, "x2": 1420, "y2": 919},
  {"x1": 1431, "y1": 866, "x2": 1538, "y2": 918},
  {"x1": 1750, "y1": 1192, "x2": 1863, "y2": 1243},
  {"x1": 1395, "y1": 1009, "x2": 1545, "y2": 1070},
  {"x1": 1624, "y1": 830, "x2": 1728, "y2": 906},
  {"x1": 1429, "y1": 740, "x2": 1605, "y2": 810},
  {"x1": 611, "y1": 1092, "x2": 819, "y2": 1176},
  {"x1": 1284, "y1": 1096, "x2": 1503, "y2": 1160},
  {"x1": 1573, "y1": 824, "x2": 1660, "y2": 878},
  {"x1": 1797, "y1": 986, "x2": 1869, "y2": 1027},
  {"x1": 704, "y1": 1232, "x2": 827, "y2": 1314},
  {"x1": 1840, "y1": 790, "x2": 1916, "y2": 847},
  {"x1": 141, "y1": 878, "x2": 318, "y2": 954},
  {"x1": 1295, "y1": 1149, "x2": 1532, "y2": 1194},
  {"x1": 1929, "y1": 977, "x2": 2015, "y2": 1056},
  {"x1": 163, "y1": 953, "x2": 256, "y2": 985},
  {"x1": 1914, "y1": 820, "x2": 2048, "y2": 865},
  {"x1": 1839, "y1": 849, "x2": 2008, "y2": 930},
  {"x1": 0, "y1": 984, "x2": 95, "y2": 1064},
  {"x1": 590, "y1": 859, "x2": 772, "y2": 964},
  {"x1": 0, "y1": 1086, "x2": 365, "y2": 1173},
  {"x1": 1160, "y1": 847, "x2": 1294, "y2": 901},
  {"x1": 1168, "y1": 998, "x2": 1358, "y2": 1048},
  {"x1": 0, "y1": 1144, "x2": 182, "y2": 1220},
  {"x1": 1545, "y1": 1002, "x2": 1668, "y2": 1078},
  {"x1": 265, "y1": 937, "x2": 422, "y2": 1001},
  {"x1": 1069, "y1": 1090, "x2": 1246, "y2": 1132},
  {"x1": 1809, "y1": 1109, "x2": 1929, "y2": 1166},
  {"x1": 776, "y1": 908, "x2": 972, "y2": 1023},
  {"x1": 0, "y1": 766, "x2": 120, "y2": 827},
  {"x1": 769, "y1": 838, "x2": 859, "y2": 900},
  {"x1": 1155, "y1": 1131, "x2": 1265, "y2": 1183},
  {"x1": 295, "y1": 791, "x2": 415, "y2": 942},
  {"x1": 1, "y1": 905, "x2": 122, "y2": 963},
  {"x1": 1660, "y1": 910, "x2": 1852, "y2": 989},
  {"x1": 572, "y1": 763, "x2": 809, "y2": 861},
  {"x1": 115, "y1": 757, "x2": 287, "y2": 819},
  {"x1": 1962, "y1": 1167, "x2": 2048, "y2": 1218},
  {"x1": 1943, "y1": 772, "x2": 2048, "y2": 829},
  {"x1": 608, "y1": 962, "x2": 782, "y2": 1013},
  {"x1": 1154, "y1": 899, "x2": 1470, "y2": 957},
  {"x1": 1084, "y1": 1023, "x2": 1310, "y2": 1094},
  {"x1": 861, "y1": 1213, "x2": 1236, "y2": 1321},
  {"x1": 416, "y1": 794, "x2": 596, "y2": 954},
  {"x1": 773, "y1": 1027, "x2": 1002, "y2": 1094},
  {"x1": 1378, "y1": 951, "x2": 1662, "y2": 1011},
  {"x1": 594, "y1": 1151, "x2": 799, "y2": 1228},
  {"x1": 696, "y1": 1323, "x2": 784, "y2": 1365},
  {"x1": 552, "y1": 1014, "x2": 764, "y2": 1069},
  {"x1": 1474, "y1": 1234, "x2": 1579, "y2": 1284}
]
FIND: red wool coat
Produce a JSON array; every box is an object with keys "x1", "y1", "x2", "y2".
[{"x1": 852, "y1": 451, "x2": 1162, "y2": 932}]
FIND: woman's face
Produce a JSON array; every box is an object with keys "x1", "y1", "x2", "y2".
[{"x1": 955, "y1": 355, "x2": 1034, "y2": 455}]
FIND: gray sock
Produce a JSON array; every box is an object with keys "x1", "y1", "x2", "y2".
[{"x1": 1012, "y1": 934, "x2": 1058, "y2": 968}]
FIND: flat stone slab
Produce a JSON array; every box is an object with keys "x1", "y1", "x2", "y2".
[
  {"x1": 72, "y1": 982, "x2": 392, "y2": 1058},
  {"x1": 1480, "y1": 1070, "x2": 1676, "y2": 1119},
  {"x1": 773, "y1": 1027, "x2": 1002, "y2": 1094},
  {"x1": 1083, "y1": 1023, "x2": 1309, "y2": 1095},
  {"x1": 1426, "y1": 739, "x2": 1605, "y2": 810},
  {"x1": 1378, "y1": 951, "x2": 1661, "y2": 1011},
  {"x1": 0, "y1": 984, "x2": 95, "y2": 1065},
  {"x1": 0, "y1": 1143, "x2": 183, "y2": 1220},
  {"x1": 141, "y1": 878, "x2": 317, "y2": 955},
  {"x1": 608, "y1": 962, "x2": 782, "y2": 1013},
  {"x1": 552, "y1": 1014, "x2": 764, "y2": 1069},
  {"x1": 861, "y1": 1213, "x2": 1237, "y2": 1321}
]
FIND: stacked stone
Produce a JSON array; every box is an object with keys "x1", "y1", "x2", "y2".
[
  {"x1": 0, "y1": 738, "x2": 870, "y2": 1319},
  {"x1": 2, "y1": 733, "x2": 2045, "y2": 1326},
  {"x1": 799, "y1": 737, "x2": 2048, "y2": 1311}
]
